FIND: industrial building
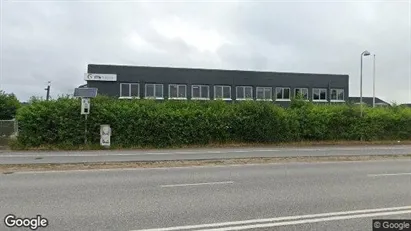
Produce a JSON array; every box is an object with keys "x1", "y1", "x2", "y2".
[{"x1": 82, "y1": 64, "x2": 354, "y2": 107}]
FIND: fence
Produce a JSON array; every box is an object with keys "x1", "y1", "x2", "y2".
[{"x1": 0, "y1": 119, "x2": 18, "y2": 137}]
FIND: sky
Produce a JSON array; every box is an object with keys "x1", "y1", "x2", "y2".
[{"x1": 1, "y1": 0, "x2": 410, "y2": 103}]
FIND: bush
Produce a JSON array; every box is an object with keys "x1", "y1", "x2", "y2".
[
  {"x1": 0, "y1": 91, "x2": 21, "y2": 120},
  {"x1": 13, "y1": 96, "x2": 411, "y2": 149}
]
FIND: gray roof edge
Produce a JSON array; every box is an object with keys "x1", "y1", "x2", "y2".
[{"x1": 87, "y1": 64, "x2": 349, "y2": 77}]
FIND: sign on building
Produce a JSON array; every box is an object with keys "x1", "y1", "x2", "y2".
[{"x1": 84, "y1": 73, "x2": 117, "y2": 82}]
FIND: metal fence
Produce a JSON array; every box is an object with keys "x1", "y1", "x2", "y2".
[{"x1": 0, "y1": 119, "x2": 18, "y2": 137}]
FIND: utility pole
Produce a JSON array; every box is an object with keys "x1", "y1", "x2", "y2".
[{"x1": 45, "y1": 81, "x2": 51, "y2": 101}]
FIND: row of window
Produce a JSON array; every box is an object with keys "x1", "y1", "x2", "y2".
[{"x1": 120, "y1": 83, "x2": 345, "y2": 101}]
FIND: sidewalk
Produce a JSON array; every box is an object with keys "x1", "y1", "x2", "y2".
[{"x1": 4, "y1": 140, "x2": 411, "y2": 153}]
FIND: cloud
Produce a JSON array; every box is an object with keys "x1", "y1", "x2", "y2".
[{"x1": 1, "y1": 0, "x2": 410, "y2": 103}]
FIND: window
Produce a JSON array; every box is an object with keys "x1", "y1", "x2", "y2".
[
  {"x1": 276, "y1": 87, "x2": 290, "y2": 101},
  {"x1": 376, "y1": 103, "x2": 389, "y2": 107},
  {"x1": 192, "y1": 85, "x2": 210, "y2": 99},
  {"x1": 256, "y1": 87, "x2": 272, "y2": 100},
  {"x1": 330, "y1": 89, "x2": 344, "y2": 101},
  {"x1": 169, "y1": 84, "x2": 187, "y2": 99},
  {"x1": 145, "y1": 84, "x2": 163, "y2": 99},
  {"x1": 313, "y1": 88, "x2": 327, "y2": 101},
  {"x1": 120, "y1": 83, "x2": 139, "y2": 98},
  {"x1": 236, "y1": 86, "x2": 253, "y2": 100},
  {"x1": 214, "y1": 85, "x2": 231, "y2": 100},
  {"x1": 294, "y1": 88, "x2": 309, "y2": 100}
]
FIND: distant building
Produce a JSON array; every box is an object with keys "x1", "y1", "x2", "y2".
[
  {"x1": 348, "y1": 97, "x2": 390, "y2": 107},
  {"x1": 81, "y1": 64, "x2": 350, "y2": 107}
]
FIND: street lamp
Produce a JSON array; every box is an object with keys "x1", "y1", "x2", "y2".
[
  {"x1": 372, "y1": 54, "x2": 376, "y2": 108},
  {"x1": 360, "y1": 50, "x2": 371, "y2": 117}
]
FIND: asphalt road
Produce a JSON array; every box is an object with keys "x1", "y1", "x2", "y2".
[
  {"x1": 1, "y1": 159, "x2": 411, "y2": 230},
  {"x1": 0, "y1": 145, "x2": 411, "y2": 164}
]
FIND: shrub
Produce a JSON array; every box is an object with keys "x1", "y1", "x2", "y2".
[
  {"x1": 14, "y1": 96, "x2": 411, "y2": 149},
  {"x1": 0, "y1": 91, "x2": 21, "y2": 120}
]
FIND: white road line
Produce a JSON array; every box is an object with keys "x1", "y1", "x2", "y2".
[
  {"x1": 160, "y1": 181, "x2": 234, "y2": 188},
  {"x1": 198, "y1": 210, "x2": 411, "y2": 231},
  {"x1": 131, "y1": 206, "x2": 411, "y2": 231},
  {"x1": 368, "y1": 172, "x2": 411, "y2": 177},
  {"x1": 0, "y1": 146, "x2": 409, "y2": 158}
]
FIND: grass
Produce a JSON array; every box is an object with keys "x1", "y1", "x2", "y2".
[
  {"x1": 1, "y1": 155, "x2": 411, "y2": 173},
  {"x1": 0, "y1": 137, "x2": 10, "y2": 150}
]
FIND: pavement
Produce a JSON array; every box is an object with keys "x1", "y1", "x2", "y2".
[
  {"x1": 1, "y1": 159, "x2": 411, "y2": 230},
  {"x1": 0, "y1": 145, "x2": 411, "y2": 164}
]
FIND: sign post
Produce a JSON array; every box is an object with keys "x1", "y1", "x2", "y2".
[
  {"x1": 81, "y1": 98, "x2": 90, "y2": 145},
  {"x1": 74, "y1": 87, "x2": 98, "y2": 146},
  {"x1": 81, "y1": 98, "x2": 90, "y2": 115}
]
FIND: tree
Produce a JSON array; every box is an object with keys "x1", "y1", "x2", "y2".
[
  {"x1": 0, "y1": 91, "x2": 21, "y2": 120},
  {"x1": 28, "y1": 96, "x2": 44, "y2": 103}
]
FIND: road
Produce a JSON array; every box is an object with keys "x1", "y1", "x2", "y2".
[
  {"x1": 0, "y1": 145, "x2": 411, "y2": 164},
  {"x1": 1, "y1": 159, "x2": 411, "y2": 230}
]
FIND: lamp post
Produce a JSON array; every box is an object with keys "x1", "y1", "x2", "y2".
[
  {"x1": 372, "y1": 54, "x2": 376, "y2": 108},
  {"x1": 360, "y1": 50, "x2": 371, "y2": 117}
]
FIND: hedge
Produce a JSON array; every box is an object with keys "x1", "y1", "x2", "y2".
[{"x1": 13, "y1": 96, "x2": 411, "y2": 149}]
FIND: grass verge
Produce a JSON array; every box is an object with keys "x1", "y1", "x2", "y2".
[
  {"x1": 1, "y1": 155, "x2": 411, "y2": 173},
  {"x1": 8, "y1": 140, "x2": 411, "y2": 151},
  {"x1": 0, "y1": 137, "x2": 10, "y2": 149}
]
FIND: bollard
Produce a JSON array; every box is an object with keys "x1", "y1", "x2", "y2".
[{"x1": 100, "y1": 124, "x2": 111, "y2": 148}]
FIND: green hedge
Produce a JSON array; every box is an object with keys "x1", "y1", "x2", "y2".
[{"x1": 14, "y1": 96, "x2": 411, "y2": 148}]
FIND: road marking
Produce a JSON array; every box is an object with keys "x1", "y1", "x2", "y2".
[
  {"x1": 131, "y1": 206, "x2": 411, "y2": 231},
  {"x1": 160, "y1": 181, "x2": 234, "y2": 188},
  {"x1": 198, "y1": 210, "x2": 411, "y2": 231},
  {"x1": 368, "y1": 172, "x2": 411, "y2": 177}
]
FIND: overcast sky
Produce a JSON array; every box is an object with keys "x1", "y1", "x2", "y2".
[{"x1": 1, "y1": 0, "x2": 410, "y2": 103}]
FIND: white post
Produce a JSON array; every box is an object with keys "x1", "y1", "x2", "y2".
[
  {"x1": 373, "y1": 54, "x2": 376, "y2": 108},
  {"x1": 100, "y1": 125, "x2": 111, "y2": 148}
]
